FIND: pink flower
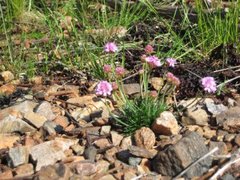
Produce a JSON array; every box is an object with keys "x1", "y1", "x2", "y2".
[
  {"x1": 103, "y1": 64, "x2": 111, "y2": 73},
  {"x1": 96, "y1": 81, "x2": 113, "y2": 96},
  {"x1": 166, "y1": 58, "x2": 177, "y2": 67},
  {"x1": 104, "y1": 42, "x2": 118, "y2": 53},
  {"x1": 111, "y1": 82, "x2": 118, "y2": 90},
  {"x1": 150, "y1": 91, "x2": 158, "y2": 98},
  {"x1": 166, "y1": 72, "x2": 180, "y2": 86},
  {"x1": 115, "y1": 67, "x2": 125, "y2": 76},
  {"x1": 144, "y1": 45, "x2": 154, "y2": 54},
  {"x1": 145, "y1": 55, "x2": 162, "y2": 68},
  {"x1": 201, "y1": 76, "x2": 217, "y2": 93}
]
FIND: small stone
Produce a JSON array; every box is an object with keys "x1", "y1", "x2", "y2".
[
  {"x1": 100, "y1": 125, "x2": 111, "y2": 135},
  {"x1": 134, "y1": 127, "x2": 155, "y2": 149},
  {"x1": 83, "y1": 145, "x2": 97, "y2": 162},
  {"x1": 182, "y1": 108, "x2": 209, "y2": 126},
  {"x1": 73, "y1": 161, "x2": 97, "y2": 176},
  {"x1": 117, "y1": 150, "x2": 132, "y2": 163},
  {"x1": 120, "y1": 136, "x2": 132, "y2": 150},
  {"x1": 8, "y1": 146, "x2": 29, "y2": 167},
  {"x1": 0, "y1": 84, "x2": 16, "y2": 95},
  {"x1": 71, "y1": 144, "x2": 85, "y2": 155},
  {"x1": 205, "y1": 102, "x2": 228, "y2": 116},
  {"x1": 209, "y1": 141, "x2": 228, "y2": 156},
  {"x1": 123, "y1": 169, "x2": 137, "y2": 180},
  {"x1": 224, "y1": 134, "x2": 236, "y2": 142},
  {"x1": 36, "y1": 101, "x2": 56, "y2": 121},
  {"x1": 0, "y1": 169, "x2": 13, "y2": 179},
  {"x1": 0, "y1": 115, "x2": 36, "y2": 133},
  {"x1": 221, "y1": 173, "x2": 235, "y2": 180},
  {"x1": 30, "y1": 138, "x2": 78, "y2": 171},
  {"x1": 54, "y1": 116, "x2": 69, "y2": 129},
  {"x1": 123, "y1": 83, "x2": 140, "y2": 95},
  {"x1": 0, "y1": 134, "x2": 20, "y2": 149},
  {"x1": 0, "y1": 71, "x2": 14, "y2": 82},
  {"x1": 94, "y1": 138, "x2": 111, "y2": 149},
  {"x1": 178, "y1": 98, "x2": 202, "y2": 109},
  {"x1": 217, "y1": 130, "x2": 228, "y2": 141},
  {"x1": 96, "y1": 160, "x2": 110, "y2": 173},
  {"x1": 150, "y1": 77, "x2": 164, "y2": 90},
  {"x1": 24, "y1": 112, "x2": 47, "y2": 128},
  {"x1": 43, "y1": 120, "x2": 61, "y2": 136},
  {"x1": 202, "y1": 126, "x2": 216, "y2": 139},
  {"x1": 227, "y1": 98, "x2": 236, "y2": 107},
  {"x1": 105, "y1": 147, "x2": 118, "y2": 163},
  {"x1": 99, "y1": 174, "x2": 116, "y2": 180},
  {"x1": 31, "y1": 76, "x2": 43, "y2": 85},
  {"x1": 234, "y1": 134, "x2": 240, "y2": 146},
  {"x1": 14, "y1": 164, "x2": 34, "y2": 177},
  {"x1": 128, "y1": 145, "x2": 155, "y2": 159},
  {"x1": 139, "y1": 158, "x2": 151, "y2": 173},
  {"x1": 128, "y1": 157, "x2": 142, "y2": 166},
  {"x1": 111, "y1": 131, "x2": 123, "y2": 146},
  {"x1": 151, "y1": 111, "x2": 180, "y2": 135}
]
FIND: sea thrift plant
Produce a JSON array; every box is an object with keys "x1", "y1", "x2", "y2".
[
  {"x1": 104, "y1": 42, "x2": 118, "y2": 53},
  {"x1": 115, "y1": 67, "x2": 125, "y2": 76},
  {"x1": 145, "y1": 55, "x2": 162, "y2": 68},
  {"x1": 166, "y1": 72, "x2": 180, "y2": 86},
  {"x1": 144, "y1": 44, "x2": 154, "y2": 54},
  {"x1": 201, "y1": 76, "x2": 217, "y2": 93},
  {"x1": 96, "y1": 81, "x2": 113, "y2": 96},
  {"x1": 103, "y1": 64, "x2": 112, "y2": 73},
  {"x1": 166, "y1": 58, "x2": 177, "y2": 67}
]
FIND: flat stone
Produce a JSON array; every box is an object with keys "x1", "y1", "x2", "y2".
[
  {"x1": 73, "y1": 161, "x2": 97, "y2": 176},
  {"x1": 151, "y1": 111, "x2": 180, "y2": 135},
  {"x1": 133, "y1": 127, "x2": 155, "y2": 149},
  {"x1": 123, "y1": 83, "x2": 140, "y2": 95},
  {"x1": 14, "y1": 163, "x2": 34, "y2": 177},
  {"x1": 128, "y1": 145, "x2": 155, "y2": 159},
  {"x1": 0, "y1": 134, "x2": 20, "y2": 149},
  {"x1": 24, "y1": 112, "x2": 47, "y2": 128},
  {"x1": 8, "y1": 146, "x2": 29, "y2": 167},
  {"x1": 111, "y1": 131, "x2": 123, "y2": 146},
  {"x1": 206, "y1": 102, "x2": 228, "y2": 116},
  {"x1": 0, "y1": 169, "x2": 13, "y2": 179},
  {"x1": 36, "y1": 101, "x2": 56, "y2": 121},
  {"x1": 100, "y1": 125, "x2": 111, "y2": 135},
  {"x1": 153, "y1": 132, "x2": 212, "y2": 178},
  {"x1": 182, "y1": 108, "x2": 209, "y2": 126},
  {"x1": 30, "y1": 138, "x2": 78, "y2": 171},
  {"x1": 0, "y1": 115, "x2": 36, "y2": 133}
]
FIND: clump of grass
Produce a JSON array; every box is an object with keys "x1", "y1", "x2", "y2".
[{"x1": 114, "y1": 96, "x2": 166, "y2": 134}]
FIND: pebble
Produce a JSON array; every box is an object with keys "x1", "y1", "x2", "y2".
[
  {"x1": 182, "y1": 108, "x2": 209, "y2": 126},
  {"x1": 8, "y1": 146, "x2": 29, "y2": 167},
  {"x1": 100, "y1": 125, "x2": 111, "y2": 135},
  {"x1": 0, "y1": 134, "x2": 20, "y2": 149},
  {"x1": 133, "y1": 127, "x2": 155, "y2": 149},
  {"x1": 36, "y1": 101, "x2": 56, "y2": 121},
  {"x1": 0, "y1": 71, "x2": 14, "y2": 82},
  {"x1": 128, "y1": 157, "x2": 142, "y2": 166},
  {"x1": 14, "y1": 163, "x2": 34, "y2": 177},
  {"x1": 111, "y1": 131, "x2": 123, "y2": 146}
]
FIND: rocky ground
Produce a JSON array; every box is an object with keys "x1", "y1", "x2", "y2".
[{"x1": 0, "y1": 71, "x2": 240, "y2": 180}]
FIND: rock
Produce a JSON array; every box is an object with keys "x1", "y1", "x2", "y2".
[
  {"x1": 123, "y1": 169, "x2": 137, "y2": 179},
  {"x1": 30, "y1": 138, "x2": 78, "y2": 171},
  {"x1": 150, "y1": 77, "x2": 164, "y2": 90},
  {"x1": 100, "y1": 125, "x2": 111, "y2": 135},
  {"x1": 117, "y1": 150, "x2": 132, "y2": 163},
  {"x1": 234, "y1": 134, "x2": 240, "y2": 146},
  {"x1": 105, "y1": 147, "x2": 118, "y2": 163},
  {"x1": 8, "y1": 146, "x2": 29, "y2": 167},
  {"x1": 227, "y1": 98, "x2": 236, "y2": 107},
  {"x1": 73, "y1": 161, "x2": 97, "y2": 176},
  {"x1": 43, "y1": 120, "x2": 62, "y2": 136},
  {"x1": 24, "y1": 112, "x2": 47, "y2": 128},
  {"x1": 202, "y1": 126, "x2": 216, "y2": 139},
  {"x1": 54, "y1": 116, "x2": 69, "y2": 129},
  {"x1": 156, "y1": 135, "x2": 182, "y2": 150},
  {"x1": 31, "y1": 76, "x2": 43, "y2": 85},
  {"x1": 216, "y1": 106, "x2": 240, "y2": 129},
  {"x1": 128, "y1": 145, "x2": 156, "y2": 159},
  {"x1": 178, "y1": 98, "x2": 202, "y2": 109},
  {"x1": 153, "y1": 132, "x2": 212, "y2": 178},
  {"x1": 217, "y1": 130, "x2": 228, "y2": 141},
  {"x1": 99, "y1": 174, "x2": 116, "y2": 180},
  {"x1": 209, "y1": 141, "x2": 228, "y2": 156},
  {"x1": 36, "y1": 101, "x2": 56, "y2": 121},
  {"x1": 37, "y1": 163, "x2": 70, "y2": 180},
  {"x1": 221, "y1": 173, "x2": 235, "y2": 180},
  {"x1": 83, "y1": 145, "x2": 97, "y2": 162},
  {"x1": 133, "y1": 127, "x2": 155, "y2": 149},
  {"x1": 111, "y1": 131, "x2": 123, "y2": 146},
  {"x1": 151, "y1": 111, "x2": 180, "y2": 135},
  {"x1": 182, "y1": 108, "x2": 209, "y2": 126},
  {"x1": 94, "y1": 138, "x2": 111, "y2": 149},
  {"x1": 123, "y1": 83, "x2": 141, "y2": 95},
  {"x1": 0, "y1": 169, "x2": 13, "y2": 179},
  {"x1": 139, "y1": 158, "x2": 151, "y2": 173},
  {"x1": 120, "y1": 136, "x2": 132, "y2": 150},
  {"x1": 0, "y1": 84, "x2": 16, "y2": 95},
  {"x1": 71, "y1": 144, "x2": 84, "y2": 155},
  {"x1": 128, "y1": 157, "x2": 142, "y2": 166},
  {"x1": 14, "y1": 163, "x2": 34, "y2": 177},
  {"x1": 0, "y1": 71, "x2": 14, "y2": 82},
  {"x1": 0, "y1": 115, "x2": 36, "y2": 133},
  {"x1": 0, "y1": 134, "x2": 20, "y2": 149},
  {"x1": 96, "y1": 160, "x2": 110, "y2": 173},
  {"x1": 205, "y1": 102, "x2": 228, "y2": 116},
  {"x1": 224, "y1": 134, "x2": 235, "y2": 142}
]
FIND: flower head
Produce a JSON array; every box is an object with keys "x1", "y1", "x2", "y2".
[
  {"x1": 96, "y1": 81, "x2": 113, "y2": 96},
  {"x1": 115, "y1": 67, "x2": 125, "y2": 76},
  {"x1": 104, "y1": 42, "x2": 118, "y2": 53},
  {"x1": 144, "y1": 44, "x2": 154, "y2": 54},
  {"x1": 201, "y1": 76, "x2": 217, "y2": 93},
  {"x1": 150, "y1": 90, "x2": 158, "y2": 98},
  {"x1": 166, "y1": 58, "x2": 177, "y2": 67},
  {"x1": 111, "y1": 82, "x2": 118, "y2": 90},
  {"x1": 145, "y1": 55, "x2": 162, "y2": 68},
  {"x1": 103, "y1": 64, "x2": 111, "y2": 73},
  {"x1": 166, "y1": 72, "x2": 180, "y2": 86}
]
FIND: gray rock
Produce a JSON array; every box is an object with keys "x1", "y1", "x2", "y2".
[
  {"x1": 209, "y1": 141, "x2": 228, "y2": 156},
  {"x1": 222, "y1": 173, "x2": 235, "y2": 180},
  {"x1": 36, "y1": 101, "x2": 56, "y2": 121},
  {"x1": 0, "y1": 115, "x2": 35, "y2": 133},
  {"x1": 83, "y1": 145, "x2": 97, "y2": 162},
  {"x1": 128, "y1": 157, "x2": 142, "y2": 166},
  {"x1": 128, "y1": 145, "x2": 155, "y2": 159},
  {"x1": 42, "y1": 120, "x2": 62, "y2": 135},
  {"x1": 8, "y1": 146, "x2": 29, "y2": 167},
  {"x1": 206, "y1": 102, "x2": 228, "y2": 116},
  {"x1": 117, "y1": 150, "x2": 132, "y2": 163},
  {"x1": 30, "y1": 138, "x2": 77, "y2": 171},
  {"x1": 153, "y1": 132, "x2": 212, "y2": 178}
]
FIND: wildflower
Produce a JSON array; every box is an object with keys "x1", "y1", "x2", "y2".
[
  {"x1": 104, "y1": 42, "x2": 118, "y2": 53},
  {"x1": 201, "y1": 76, "x2": 217, "y2": 93},
  {"x1": 112, "y1": 82, "x2": 118, "y2": 90},
  {"x1": 103, "y1": 64, "x2": 111, "y2": 73},
  {"x1": 166, "y1": 58, "x2": 177, "y2": 67},
  {"x1": 144, "y1": 44, "x2": 154, "y2": 54},
  {"x1": 150, "y1": 91, "x2": 158, "y2": 98},
  {"x1": 115, "y1": 67, "x2": 125, "y2": 76},
  {"x1": 145, "y1": 55, "x2": 162, "y2": 68},
  {"x1": 96, "y1": 81, "x2": 113, "y2": 96},
  {"x1": 139, "y1": 69, "x2": 144, "y2": 75},
  {"x1": 166, "y1": 72, "x2": 180, "y2": 86}
]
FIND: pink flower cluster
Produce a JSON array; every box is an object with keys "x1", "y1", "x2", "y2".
[
  {"x1": 166, "y1": 58, "x2": 177, "y2": 67},
  {"x1": 104, "y1": 42, "x2": 118, "y2": 53},
  {"x1": 144, "y1": 44, "x2": 154, "y2": 54},
  {"x1": 145, "y1": 55, "x2": 162, "y2": 68},
  {"x1": 201, "y1": 76, "x2": 217, "y2": 93},
  {"x1": 166, "y1": 72, "x2": 180, "y2": 86},
  {"x1": 96, "y1": 81, "x2": 113, "y2": 96}
]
